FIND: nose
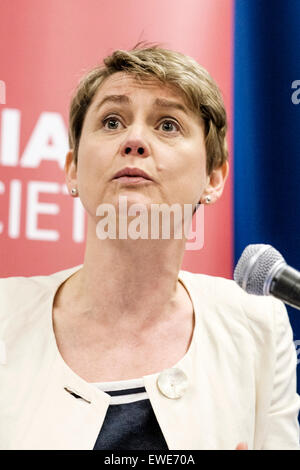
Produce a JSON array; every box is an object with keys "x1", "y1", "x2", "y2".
[{"x1": 120, "y1": 139, "x2": 150, "y2": 158}]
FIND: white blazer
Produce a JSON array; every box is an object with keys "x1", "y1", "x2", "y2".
[{"x1": 0, "y1": 265, "x2": 299, "y2": 450}]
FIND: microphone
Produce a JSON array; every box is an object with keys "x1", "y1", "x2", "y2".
[{"x1": 234, "y1": 244, "x2": 300, "y2": 310}]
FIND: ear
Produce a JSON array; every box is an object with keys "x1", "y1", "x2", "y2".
[
  {"x1": 201, "y1": 160, "x2": 229, "y2": 204},
  {"x1": 64, "y1": 150, "x2": 78, "y2": 196}
]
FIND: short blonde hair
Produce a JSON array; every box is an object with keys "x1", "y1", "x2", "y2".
[{"x1": 69, "y1": 42, "x2": 228, "y2": 175}]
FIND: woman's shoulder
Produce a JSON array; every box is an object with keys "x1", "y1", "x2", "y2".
[
  {"x1": 0, "y1": 265, "x2": 81, "y2": 292},
  {"x1": 180, "y1": 270, "x2": 295, "y2": 381},
  {"x1": 179, "y1": 269, "x2": 289, "y2": 337},
  {"x1": 0, "y1": 265, "x2": 82, "y2": 322}
]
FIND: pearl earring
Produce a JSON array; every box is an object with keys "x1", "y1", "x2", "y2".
[
  {"x1": 71, "y1": 188, "x2": 78, "y2": 196},
  {"x1": 205, "y1": 195, "x2": 211, "y2": 204}
]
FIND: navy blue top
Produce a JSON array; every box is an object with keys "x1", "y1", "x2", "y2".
[{"x1": 92, "y1": 378, "x2": 168, "y2": 450}]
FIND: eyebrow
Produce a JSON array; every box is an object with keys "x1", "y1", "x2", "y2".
[{"x1": 94, "y1": 94, "x2": 189, "y2": 115}]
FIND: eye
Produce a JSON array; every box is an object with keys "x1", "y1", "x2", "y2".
[
  {"x1": 158, "y1": 119, "x2": 180, "y2": 133},
  {"x1": 102, "y1": 116, "x2": 123, "y2": 130}
]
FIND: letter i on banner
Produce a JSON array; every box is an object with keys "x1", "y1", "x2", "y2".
[
  {"x1": 0, "y1": 81, "x2": 5, "y2": 104},
  {"x1": 0, "y1": 109, "x2": 21, "y2": 166}
]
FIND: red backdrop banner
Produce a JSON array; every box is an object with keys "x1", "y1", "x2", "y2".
[{"x1": 0, "y1": 0, "x2": 233, "y2": 278}]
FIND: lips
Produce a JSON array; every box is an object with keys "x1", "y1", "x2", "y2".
[{"x1": 113, "y1": 167, "x2": 152, "y2": 180}]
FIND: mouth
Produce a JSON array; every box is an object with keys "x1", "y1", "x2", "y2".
[{"x1": 112, "y1": 167, "x2": 153, "y2": 182}]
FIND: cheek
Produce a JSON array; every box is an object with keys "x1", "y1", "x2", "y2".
[
  {"x1": 159, "y1": 151, "x2": 206, "y2": 204},
  {"x1": 77, "y1": 136, "x2": 112, "y2": 177},
  {"x1": 178, "y1": 149, "x2": 208, "y2": 197},
  {"x1": 170, "y1": 144, "x2": 207, "y2": 182}
]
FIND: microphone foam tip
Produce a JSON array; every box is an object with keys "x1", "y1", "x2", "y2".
[{"x1": 234, "y1": 244, "x2": 285, "y2": 295}]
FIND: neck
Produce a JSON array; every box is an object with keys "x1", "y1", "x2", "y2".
[{"x1": 69, "y1": 217, "x2": 188, "y2": 327}]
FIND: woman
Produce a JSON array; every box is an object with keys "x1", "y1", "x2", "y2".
[{"x1": 0, "y1": 44, "x2": 299, "y2": 450}]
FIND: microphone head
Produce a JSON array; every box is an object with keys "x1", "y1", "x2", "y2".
[{"x1": 234, "y1": 244, "x2": 286, "y2": 295}]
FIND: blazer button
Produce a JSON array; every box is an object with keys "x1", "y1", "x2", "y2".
[{"x1": 157, "y1": 367, "x2": 188, "y2": 399}]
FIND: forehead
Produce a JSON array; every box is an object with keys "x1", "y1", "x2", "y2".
[{"x1": 90, "y1": 71, "x2": 190, "y2": 111}]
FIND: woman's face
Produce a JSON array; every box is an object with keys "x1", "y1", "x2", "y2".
[{"x1": 66, "y1": 72, "x2": 225, "y2": 221}]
